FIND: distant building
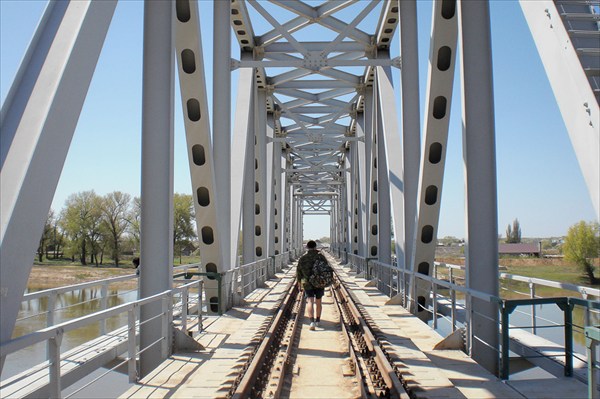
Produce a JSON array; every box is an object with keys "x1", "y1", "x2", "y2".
[{"x1": 498, "y1": 242, "x2": 542, "y2": 257}]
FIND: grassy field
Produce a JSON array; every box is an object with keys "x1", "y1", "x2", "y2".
[{"x1": 436, "y1": 256, "x2": 599, "y2": 299}]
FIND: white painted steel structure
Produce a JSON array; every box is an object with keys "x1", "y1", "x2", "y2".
[{"x1": 1, "y1": 0, "x2": 599, "y2": 381}]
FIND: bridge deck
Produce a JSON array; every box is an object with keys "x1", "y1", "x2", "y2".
[{"x1": 120, "y1": 256, "x2": 588, "y2": 399}]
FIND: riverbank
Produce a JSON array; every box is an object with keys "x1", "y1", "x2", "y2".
[{"x1": 27, "y1": 264, "x2": 137, "y2": 290}]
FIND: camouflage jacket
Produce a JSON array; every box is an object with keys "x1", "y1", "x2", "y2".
[{"x1": 296, "y1": 249, "x2": 328, "y2": 290}]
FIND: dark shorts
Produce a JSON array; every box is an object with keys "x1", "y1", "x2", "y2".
[{"x1": 304, "y1": 288, "x2": 325, "y2": 299}]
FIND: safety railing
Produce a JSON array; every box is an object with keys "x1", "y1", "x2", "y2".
[
  {"x1": 345, "y1": 254, "x2": 600, "y2": 384},
  {"x1": 19, "y1": 264, "x2": 198, "y2": 337},
  {"x1": 1, "y1": 279, "x2": 203, "y2": 398},
  {"x1": 2, "y1": 254, "x2": 295, "y2": 397}
]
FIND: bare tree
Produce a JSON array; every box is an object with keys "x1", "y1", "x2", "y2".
[{"x1": 101, "y1": 191, "x2": 131, "y2": 267}]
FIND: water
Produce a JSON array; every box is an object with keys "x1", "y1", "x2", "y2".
[
  {"x1": 1, "y1": 286, "x2": 139, "y2": 397},
  {"x1": 430, "y1": 300, "x2": 598, "y2": 380}
]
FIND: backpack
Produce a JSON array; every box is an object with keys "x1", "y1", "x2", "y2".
[{"x1": 308, "y1": 257, "x2": 334, "y2": 288}]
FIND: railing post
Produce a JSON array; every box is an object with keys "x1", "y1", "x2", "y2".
[
  {"x1": 432, "y1": 282, "x2": 438, "y2": 330},
  {"x1": 46, "y1": 292, "x2": 57, "y2": 361},
  {"x1": 49, "y1": 330, "x2": 63, "y2": 398},
  {"x1": 198, "y1": 280, "x2": 203, "y2": 330},
  {"x1": 217, "y1": 274, "x2": 223, "y2": 315},
  {"x1": 100, "y1": 282, "x2": 109, "y2": 335},
  {"x1": 161, "y1": 295, "x2": 170, "y2": 359},
  {"x1": 450, "y1": 285, "x2": 456, "y2": 332},
  {"x1": 529, "y1": 281, "x2": 536, "y2": 335},
  {"x1": 563, "y1": 300, "x2": 574, "y2": 377},
  {"x1": 128, "y1": 307, "x2": 137, "y2": 383},
  {"x1": 432, "y1": 264, "x2": 438, "y2": 329},
  {"x1": 501, "y1": 302, "x2": 510, "y2": 380},
  {"x1": 181, "y1": 286, "x2": 189, "y2": 335}
]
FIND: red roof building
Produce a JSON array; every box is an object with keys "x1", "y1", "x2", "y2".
[{"x1": 498, "y1": 242, "x2": 542, "y2": 257}]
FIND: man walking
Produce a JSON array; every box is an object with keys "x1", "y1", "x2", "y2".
[{"x1": 296, "y1": 240, "x2": 328, "y2": 330}]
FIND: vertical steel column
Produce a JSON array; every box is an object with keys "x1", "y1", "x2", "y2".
[
  {"x1": 375, "y1": 88, "x2": 392, "y2": 265},
  {"x1": 231, "y1": 66, "x2": 255, "y2": 267},
  {"x1": 398, "y1": 0, "x2": 421, "y2": 272},
  {"x1": 291, "y1": 193, "x2": 298, "y2": 253},
  {"x1": 0, "y1": 1, "x2": 115, "y2": 370},
  {"x1": 350, "y1": 144, "x2": 359, "y2": 256},
  {"x1": 243, "y1": 85, "x2": 256, "y2": 264},
  {"x1": 254, "y1": 89, "x2": 268, "y2": 260},
  {"x1": 345, "y1": 158, "x2": 352, "y2": 259},
  {"x1": 364, "y1": 86, "x2": 378, "y2": 260},
  {"x1": 376, "y1": 64, "x2": 404, "y2": 266},
  {"x1": 459, "y1": 0, "x2": 499, "y2": 375},
  {"x1": 213, "y1": 0, "x2": 231, "y2": 265},
  {"x1": 356, "y1": 112, "x2": 367, "y2": 257},
  {"x1": 269, "y1": 117, "x2": 283, "y2": 256},
  {"x1": 139, "y1": 0, "x2": 174, "y2": 377},
  {"x1": 284, "y1": 165, "x2": 292, "y2": 254}
]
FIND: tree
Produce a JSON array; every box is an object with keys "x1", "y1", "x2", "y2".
[
  {"x1": 60, "y1": 191, "x2": 101, "y2": 265},
  {"x1": 37, "y1": 210, "x2": 55, "y2": 262},
  {"x1": 563, "y1": 221, "x2": 600, "y2": 285},
  {"x1": 173, "y1": 193, "x2": 197, "y2": 263},
  {"x1": 505, "y1": 218, "x2": 522, "y2": 243},
  {"x1": 101, "y1": 191, "x2": 131, "y2": 267},
  {"x1": 129, "y1": 196, "x2": 142, "y2": 253}
]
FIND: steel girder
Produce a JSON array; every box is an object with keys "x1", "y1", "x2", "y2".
[
  {"x1": 0, "y1": 0, "x2": 116, "y2": 373},
  {"x1": 139, "y1": 0, "x2": 175, "y2": 376},
  {"x1": 410, "y1": 0, "x2": 458, "y2": 319},
  {"x1": 229, "y1": 0, "x2": 401, "y2": 242},
  {"x1": 459, "y1": 0, "x2": 499, "y2": 375},
  {"x1": 520, "y1": 0, "x2": 600, "y2": 219},
  {"x1": 175, "y1": 0, "x2": 226, "y2": 315}
]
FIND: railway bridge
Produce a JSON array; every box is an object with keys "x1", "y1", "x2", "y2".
[{"x1": 1, "y1": 0, "x2": 599, "y2": 397}]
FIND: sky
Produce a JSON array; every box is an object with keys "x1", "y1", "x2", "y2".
[{"x1": 1, "y1": 0, "x2": 597, "y2": 241}]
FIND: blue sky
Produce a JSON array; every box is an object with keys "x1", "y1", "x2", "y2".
[{"x1": 1, "y1": 0, "x2": 596, "y2": 240}]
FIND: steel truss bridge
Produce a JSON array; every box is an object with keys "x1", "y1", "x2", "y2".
[{"x1": 1, "y1": 0, "x2": 599, "y2": 394}]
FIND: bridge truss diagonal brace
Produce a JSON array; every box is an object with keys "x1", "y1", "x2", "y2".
[
  {"x1": 0, "y1": 0, "x2": 117, "y2": 369},
  {"x1": 174, "y1": 0, "x2": 226, "y2": 309},
  {"x1": 519, "y1": 0, "x2": 600, "y2": 218},
  {"x1": 409, "y1": 0, "x2": 458, "y2": 316}
]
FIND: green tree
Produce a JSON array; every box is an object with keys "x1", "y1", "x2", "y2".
[
  {"x1": 101, "y1": 191, "x2": 131, "y2": 267},
  {"x1": 505, "y1": 218, "x2": 522, "y2": 243},
  {"x1": 60, "y1": 191, "x2": 101, "y2": 265},
  {"x1": 87, "y1": 193, "x2": 105, "y2": 266},
  {"x1": 173, "y1": 193, "x2": 197, "y2": 263},
  {"x1": 563, "y1": 221, "x2": 600, "y2": 285},
  {"x1": 129, "y1": 196, "x2": 141, "y2": 253},
  {"x1": 37, "y1": 210, "x2": 55, "y2": 262}
]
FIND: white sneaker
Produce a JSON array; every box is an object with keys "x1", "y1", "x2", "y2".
[
  {"x1": 309, "y1": 322, "x2": 316, "y2": 330},
  {"x1": 315, "y1": 321, "x2": 320, "y2": 328}
]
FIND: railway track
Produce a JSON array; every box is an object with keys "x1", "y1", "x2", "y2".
[{"x1": 227, "y1": 270, "x2": 411, "y2": 399}]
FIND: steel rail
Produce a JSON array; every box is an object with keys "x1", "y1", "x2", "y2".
[
  {"x1": 331, "y1": 272, "x2": 409, "y2": 399},
  {"x1": 229, "y1": 279, "x2": 301, "y2": 398}
]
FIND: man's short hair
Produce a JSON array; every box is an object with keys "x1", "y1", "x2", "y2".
[{"x1": 306, "y1": 240, "x2": 317, "y2": 249}]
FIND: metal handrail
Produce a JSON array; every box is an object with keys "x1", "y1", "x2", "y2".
[
  {"x1": 346, "y1": 253, "x2": 599, "y2": 383},
  {"x1": 1, "y1": 280, "x2": 201, "y2": 358}
]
